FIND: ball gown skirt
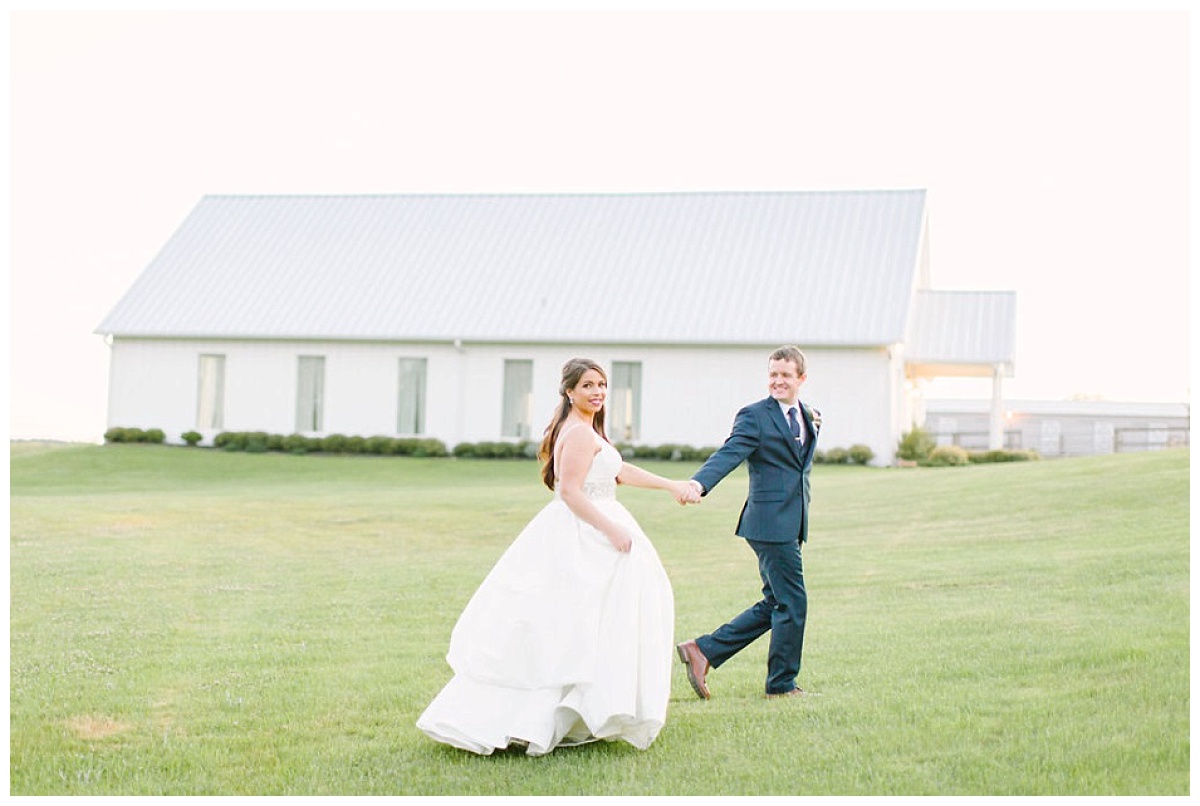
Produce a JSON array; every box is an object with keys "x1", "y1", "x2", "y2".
[{"x1": 417, "y1": 454, "x2": 674, "y2": 756}]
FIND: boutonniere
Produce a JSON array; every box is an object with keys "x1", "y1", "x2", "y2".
[{"x1": 808, "y1": 407, "x2": 822, "y2": 433}]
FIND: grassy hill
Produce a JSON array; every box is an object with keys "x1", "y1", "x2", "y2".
[{"x1": 9, "y1": 443, "x2": 1189, "y2": 795}]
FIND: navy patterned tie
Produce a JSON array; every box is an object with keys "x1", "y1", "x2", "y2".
[{"x1": 787, "y1": 406, "x2": 803, "y2": 443}]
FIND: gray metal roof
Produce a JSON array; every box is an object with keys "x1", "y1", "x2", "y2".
[
  {"x1": 906, "y1": 290, "x2": 1017, "y2": 369},
  {"x1": 95, "y1": 190, "x2": 931, "y2": 346}
]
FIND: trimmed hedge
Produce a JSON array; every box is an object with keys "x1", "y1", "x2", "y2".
[
  {"x1": 453, "y1": 441, "x2": 534, "y2": 459},
  {"x1": 449, "y1": 441, "x2": 721, "y2": 462},
  {"x1": 209, "y1": 432, "x2": 449, "y2": 457},
  {"x1": 847, "y1": 444, "x2": 875, "y2": 465},
  {"x1": 821, "y1": 447, "x2": 849, "y2": 465},
  {"x1": 116, "y1": 428, "x2": 1041, "y2": 470},
  {"x1": 926, "y1": 444, "x2": 970, "y2": 467},
  {"x1": 895, "y1": 426, "x2": 1042, "y2": 466},
  {"x1": 812, "y1": 444, "x2": 875, "y2": 465},
  {"x1": 968, "y1": 449, "x2": 1040, "y2": 463},
  {"x1": 104, "y1": 427, "x2": 165, "y2": 444},
  {"x1": 614, "y1": 443, "x2": 720, "y2": 462}
]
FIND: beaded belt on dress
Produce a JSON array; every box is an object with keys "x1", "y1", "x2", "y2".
[
  {"x1": 582, "y1": 480, "x2": 617, "y2": 500},
  {"x1": 570, "y1": 480, "x2": 616, "y2": 501},
  {"x1": 554, "y1": 480, "x2": 617, "y2": 501}
]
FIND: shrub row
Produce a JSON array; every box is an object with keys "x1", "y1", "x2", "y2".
[
  {"x1": 924, "y1": 444, "x2": 971, "y2": 467},
  {"x1": 453, "y1": 441, "x2": 540, "y2": 459},
  {"x1": 968, "y1": 448, "x2": 1040, "y2": 464},
  {"x1": 448, "y1": 442, "x2": 722, "y2": 461},
  {"x1": 615, "y1": 443, "x2": 720, "y2": 462},
  {"x1": 110, "y1": 426, "x2": 1029, "y2": 468},
  {"x1": 104, "y1": 427, "x2": 165, "y2": 444},
  {"x1": 107, "y1": 428, "x2": 722, "y2": 461},
  {"x1": 210, "y1": 431, "x2": 449, "y2": 457},
  {"x1": 453, "y1": 442, "x2": 880, "y2": 465},
  {"x1": 814, "y1": 445, "x2": 875, "y2": 465},
  {"x1": 898, "y1": 427, "x2": 1040, "y2": 466}
]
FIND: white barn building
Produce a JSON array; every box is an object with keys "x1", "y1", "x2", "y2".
[{"x1": 95, "y1": 191, "x2": 1016, "y2": 464}]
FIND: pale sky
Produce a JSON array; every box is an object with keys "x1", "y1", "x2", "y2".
[{"x1": 8, "y1": 9, "x2": 1194, "y2": 442}]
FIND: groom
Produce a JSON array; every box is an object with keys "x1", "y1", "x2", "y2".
[{"x1": 677, "y1": 345, "x2": 821, "y2": 699}]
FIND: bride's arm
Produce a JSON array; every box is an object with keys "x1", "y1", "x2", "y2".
[
  {"x1": 557, "y1": 429, "x2": 632, "y2": 552},
  {"x1": 618, "y1": 462, "x2": 696, "y2": 503}
]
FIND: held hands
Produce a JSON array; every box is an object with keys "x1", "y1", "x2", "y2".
[{"x1": 670, "y1": 479, "x2": 704, "y2": 506}]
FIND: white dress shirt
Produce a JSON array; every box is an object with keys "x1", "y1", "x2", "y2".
[{"x1": 779, "y1": 400, "x2": 805, "y2": 444}]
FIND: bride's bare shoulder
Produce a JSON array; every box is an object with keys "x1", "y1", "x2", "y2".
[{"x1": 557, "y1": 424, "x2": 601, "y2": 454}]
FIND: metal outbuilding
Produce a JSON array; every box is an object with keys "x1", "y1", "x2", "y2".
[{"x1": 926, "y1": 399, "x2": 1190, "y2": 457}]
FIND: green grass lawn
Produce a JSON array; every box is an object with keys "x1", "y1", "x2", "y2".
[{"x1": 9, "y1": 442, "x2": 1189, "y2": 795}]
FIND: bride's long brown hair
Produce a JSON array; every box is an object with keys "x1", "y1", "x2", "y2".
[{"x1": 539, "y1": 358, "x2": 609, "y2": 491}]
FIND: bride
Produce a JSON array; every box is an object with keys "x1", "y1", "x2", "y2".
[{"x1": 416, "y1": 358, "x2": 692, "y2": 756}]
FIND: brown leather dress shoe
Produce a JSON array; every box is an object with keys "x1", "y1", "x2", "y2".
[{"x1": 676, "y1": 640, "x2": 711, "y2": 699}]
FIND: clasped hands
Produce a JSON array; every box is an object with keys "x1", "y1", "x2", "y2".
[{"x1": 671, "y1": 479, "x2": 704, "y2": 506}]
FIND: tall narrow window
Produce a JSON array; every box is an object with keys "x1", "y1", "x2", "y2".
[
  {"x1": 609, "y1": 361, "x2": 642, "y2": 442},
  {"x1": 296, "y1": 356, "x2": 325, "y2": 433},
  {"x1": 196, "y1": 354, "x2": 226, "y2": 430},
  {"x1": 397, "y1": 357, "x2": 427, "y2": 435},
  {"x1": 501, "y1": 359, "x2": 534, "y2": 439}
]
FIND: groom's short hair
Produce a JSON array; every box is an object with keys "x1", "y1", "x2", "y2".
[{"x1": 769, "y1": 345, "x2": 807, "y2": 376}]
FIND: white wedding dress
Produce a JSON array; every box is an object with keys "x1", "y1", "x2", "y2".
[{"x1": 416, "y1": 433, "x2": 675, "y2": 756}]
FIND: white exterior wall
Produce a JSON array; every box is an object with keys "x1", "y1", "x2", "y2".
[
  {"x1": 107, "y1": 339, "x2": 198, "y2": 438},
  {"x1": 106, "y1": 338, "x2": 907, "y2": 463},
  {"x1": 800, "y1": 347, "x2": 899, "y2": 463}
]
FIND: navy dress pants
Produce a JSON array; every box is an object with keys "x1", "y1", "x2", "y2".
[{"x1": 695, "y1": 538, "x2": 807, "y2": 695}]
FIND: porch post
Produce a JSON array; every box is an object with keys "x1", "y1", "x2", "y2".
[{"x1": 989, "y1": 364, "x2": 1004, "y2": 450}]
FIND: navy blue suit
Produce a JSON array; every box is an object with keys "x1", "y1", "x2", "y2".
[{"x1": 691, "y1": 396, "x2": 820, "y2": 695}]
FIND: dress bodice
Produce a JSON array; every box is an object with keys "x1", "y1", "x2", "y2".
[{"x1": 555, "y1": 430, "x2": 621, "y2": 502}]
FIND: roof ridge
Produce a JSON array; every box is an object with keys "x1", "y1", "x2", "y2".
[{"x1": 199, "y1": 188, "x2": 929, "y2": 202}]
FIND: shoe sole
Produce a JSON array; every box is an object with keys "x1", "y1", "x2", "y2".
[{"x1": 765, "y1": 689, "x2": 820, "y2": 699}]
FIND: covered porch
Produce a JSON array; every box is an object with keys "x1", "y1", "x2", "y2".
[{"x1": 904, "y1": 290, "x2": 1017, "y2": 450}]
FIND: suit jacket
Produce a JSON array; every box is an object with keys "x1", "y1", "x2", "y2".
[{"x1": 692, "y1": 397, "x2": 820, "y2": 544}]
